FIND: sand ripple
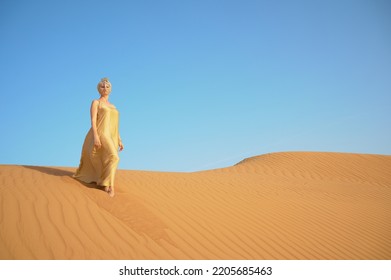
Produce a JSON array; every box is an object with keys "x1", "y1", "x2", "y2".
[{"x1": 1, "y1": 152, "x2": 390, "y2": 259}]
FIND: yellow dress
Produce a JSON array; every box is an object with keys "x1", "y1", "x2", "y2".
[{"x1": 74, "y1": 100, "x2": 120, "y2": 187}]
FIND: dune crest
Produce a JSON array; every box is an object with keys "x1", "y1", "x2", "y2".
[{"x1": 1, "y1": 152, "x2": 391, "y2": 259}]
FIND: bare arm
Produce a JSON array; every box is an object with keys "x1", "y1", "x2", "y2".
[{"x1": 90, "y1": 100, "x2": 101, "y2": 149}]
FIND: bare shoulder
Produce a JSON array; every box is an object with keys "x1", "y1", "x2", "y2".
[{"x1": 91, "y1": 99, "x2": 100, "y2": 107}]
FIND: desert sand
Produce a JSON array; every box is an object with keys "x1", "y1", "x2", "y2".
[{"x1": 0, "y1": 152, "x2": 390, "y2": 259}]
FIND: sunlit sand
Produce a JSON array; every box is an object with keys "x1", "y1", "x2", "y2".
[{"x1": 1, "y1": 152, "x2": 390, "y2": 259}]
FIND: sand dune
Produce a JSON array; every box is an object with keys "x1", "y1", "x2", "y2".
[{"x1": 1, "y1": 152, "x2": 390, "y2": 259}]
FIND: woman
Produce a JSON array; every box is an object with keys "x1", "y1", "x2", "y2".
[{"x1": 74, "y1": 77, "x2": 124, "y2": 197}]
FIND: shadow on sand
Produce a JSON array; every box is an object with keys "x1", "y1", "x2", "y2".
[
  {"x1": 22, "y1": 165, "x2": 74, "y2": 177},
  {"x1": 22, "y1": 165, "x2": 105, "y2": 192}
]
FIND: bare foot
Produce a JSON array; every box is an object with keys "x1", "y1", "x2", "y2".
[{"x1": 108, "y1": 186, "x2": 115, "y2": 197}]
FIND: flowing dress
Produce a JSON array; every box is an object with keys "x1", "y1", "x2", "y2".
[{"x1": 74, "y1": 100, "x2": 120, "y2": 187}]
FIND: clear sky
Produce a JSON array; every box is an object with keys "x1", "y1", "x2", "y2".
[{"x1": 1, "y1": 0, "x2": 390, "y2": 172}]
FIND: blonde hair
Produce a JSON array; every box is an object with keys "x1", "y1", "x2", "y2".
[{"x1": 97, "y1": 77, "x2": 112, "y2": 92}]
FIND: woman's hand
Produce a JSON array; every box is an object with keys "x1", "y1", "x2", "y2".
[
  {"x1": 94, "y1": 136, "x2": 102, "y2": 149},
  {"x1": 119, "y1": 140, "x2": 124, "y2": 152}
]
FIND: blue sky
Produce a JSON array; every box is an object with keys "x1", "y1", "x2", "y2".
[{"x1": 1, "y1": 0, "x2": 390, "y2": 172}]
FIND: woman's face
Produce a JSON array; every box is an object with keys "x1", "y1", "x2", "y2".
[{"x1": 99, "y1": 82, "x2": 111, "y2": 96}]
